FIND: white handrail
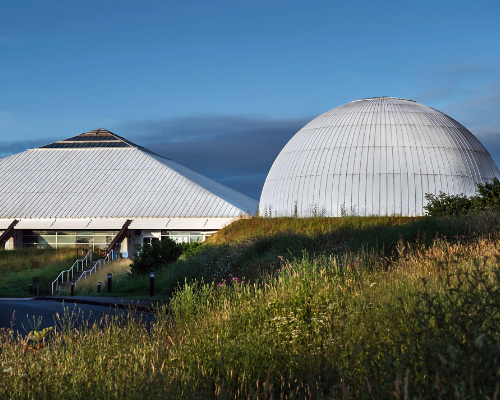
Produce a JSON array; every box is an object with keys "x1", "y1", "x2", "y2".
[
  {"x1": 74, "y1": 249, "x2": 114, "y2": 287},
  {"x1": 51, "y1": 249, "x2": 92, "y2": 295}
]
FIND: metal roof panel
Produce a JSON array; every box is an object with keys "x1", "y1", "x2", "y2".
[{"x1": 0, "y1": 134, "x2": 258, "y2": 219}]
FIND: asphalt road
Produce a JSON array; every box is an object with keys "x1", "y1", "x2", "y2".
[{"x1": 0, "y1": 299, "x2": 155, "y2": 335}]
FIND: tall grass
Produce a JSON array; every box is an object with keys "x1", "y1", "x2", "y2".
[
  {"x1": 70, "y1": 259, "x2": 133, "y2": 296},
  {"x1": 2, "y1": 227, "x2": 500, "y2": 398},
  {"x1": 70, "y1": 259, "x2": 168, "y2": 301},
  {"x1": 108, "y1": 211, "x2": 500, "y2": 298},
  {"x1": 0, "y1": 248, "x2": 80, "y2": 297},
  {"x1": 206, "y1": 215, "x2": 420, "y2": 244}
]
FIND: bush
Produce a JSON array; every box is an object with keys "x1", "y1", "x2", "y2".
[
  {"x1": 130, "y1": 238, "x2": 182, "y2": 275},
  {"x1": 423, "y1": 192, "x2": 473, "y2": 216},
  {"x1": 424, "y1": 177, "x2": 500, "y2": 216},
  {"x1": 177, "y1": 241, "x2": 204, "y2": 258}
]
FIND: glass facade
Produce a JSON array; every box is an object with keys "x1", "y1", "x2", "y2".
[
  {"x1": 161, "y1": 230, "x2": 204, "y2": 243},
  {"x1": 22, "y1": 230, "x2": 119, "y2": 250},
  {"x1": 21, "y1": 229, "x2": 211, "y2": 253},
  {"x1": 133, "y1": 230, "x2": 206, "y2": 252}
]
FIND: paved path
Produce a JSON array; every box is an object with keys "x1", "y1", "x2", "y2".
[
  {"x1": 0, "y1": 298, "x2": 156, "y2": 334},
  {"x1": 36, "y1": 296, "x2": 161, "y2": 312}
]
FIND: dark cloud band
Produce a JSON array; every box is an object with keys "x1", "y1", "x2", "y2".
[{"x1": 119, "y1": 115, "x2": 311, "y2": 200}]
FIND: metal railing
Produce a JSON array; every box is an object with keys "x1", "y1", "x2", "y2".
[
  {"x1": 51, "y1": 249, "x2": 92, "y2": 295},
  {"x1": 74, "y1": 249, "x2": 114, "y2": 285}
]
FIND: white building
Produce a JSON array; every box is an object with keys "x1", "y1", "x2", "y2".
[
  {"x1": 260, "y1": 97, "x2": 500, "y2": 217},
  {"x1": 0, "y1": 128, "x2": 258, "y2": 254}
]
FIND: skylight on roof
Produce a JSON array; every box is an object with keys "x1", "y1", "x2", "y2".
[{"x1": 35, "y1": 128, "x2": 167, "y2": 158}]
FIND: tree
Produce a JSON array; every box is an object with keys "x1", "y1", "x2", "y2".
[
  {"x1": 130, "y1": 238, "x2": 182, "y2": 275},
  {"x1": 472, "y1": 177, "x2": 500, "y2": 210}
]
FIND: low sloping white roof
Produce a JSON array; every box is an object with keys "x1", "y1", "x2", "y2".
[
  {"x1": 0, "y1": 129, "x2": 257, "y2": 219},
  {"x1": 0, "y1": 217, "x2": 238, "y2": 230}
]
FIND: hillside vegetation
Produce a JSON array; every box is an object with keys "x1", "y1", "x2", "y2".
[
  {"x1": 101, "y1": 212, "x2": 500, "y2": 298},
  {"x1": 2, "y1": 212, "x2": 500, "y2": 398},
  {"x1": 0, "y1": 248, "x2": 80, "y2": 297},
  {"x1": 205, "y1": 215, "x2": 419, "y2": 244}
]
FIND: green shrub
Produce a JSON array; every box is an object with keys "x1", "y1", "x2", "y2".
[
  {"x1": 130, "y1": 238, "x2": 182, "y2": 275},
  {"x1": 424, "y1": 177, "x2": 500, "y2": 216},
  {"x1": 177, "y1": 241, "x2": 204, "y2": 258},
  {"x1": 424, "y1": 192, "x2": 473, "y2": 216}
]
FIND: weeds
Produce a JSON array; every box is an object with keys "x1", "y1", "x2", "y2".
[{"x1": 2, "y1": 213, "x2": 500, "y2": 398}]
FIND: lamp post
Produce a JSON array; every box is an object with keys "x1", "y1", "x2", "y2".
[{"x1": 150, "y1": 272, "x2": 155, "y2": 297}]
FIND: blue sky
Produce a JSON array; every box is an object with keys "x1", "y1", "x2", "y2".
[{"x1": 1, "y1": 0, "x2": 500, "y2": 200}]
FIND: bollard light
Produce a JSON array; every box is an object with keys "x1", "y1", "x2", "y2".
[
  {"x1": 107, "y1": 273, "x2": 112, "y2": 292},
  {"x1": 150, "y1": 271, "x2": 155, "y2": 297},
  {"x1": 97, "y1": 281, "x2": 101, "y2": 293},
  {"x1": 71, "y1": 282, "x2": 75, "y2": 297},
  {"x1": 29, "y1": 283, "x2": 33, "y2": 296}
]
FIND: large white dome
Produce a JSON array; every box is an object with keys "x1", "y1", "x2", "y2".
[{"x1": 259, "y1": 97, "x2": 500, "y2": 217}]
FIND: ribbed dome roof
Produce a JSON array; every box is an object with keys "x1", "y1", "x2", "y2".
[{"x1": 259, "y1": 97, "x2": 500, "y2": 217}]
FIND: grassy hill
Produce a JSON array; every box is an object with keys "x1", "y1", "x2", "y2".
[
  {"x1": 113, "y1": 212, "x2": 497, "y2": 298},
  {"x1": 0, "y1": 248, "x2": 81, "y2": 297},
  {"x1": 2, "y1": 212, "x2": 500, "y2": 398},
  {"x1": 206, "y1": 215, "x2": 419, "y2": 244}
]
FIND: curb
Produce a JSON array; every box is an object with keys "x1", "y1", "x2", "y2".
[
  {"x1": 0, "y1": 297, "x2": 36, "y2": 301},
  {"x1": 35, "y1": 296, "x2": 158, "y2": 313}
]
